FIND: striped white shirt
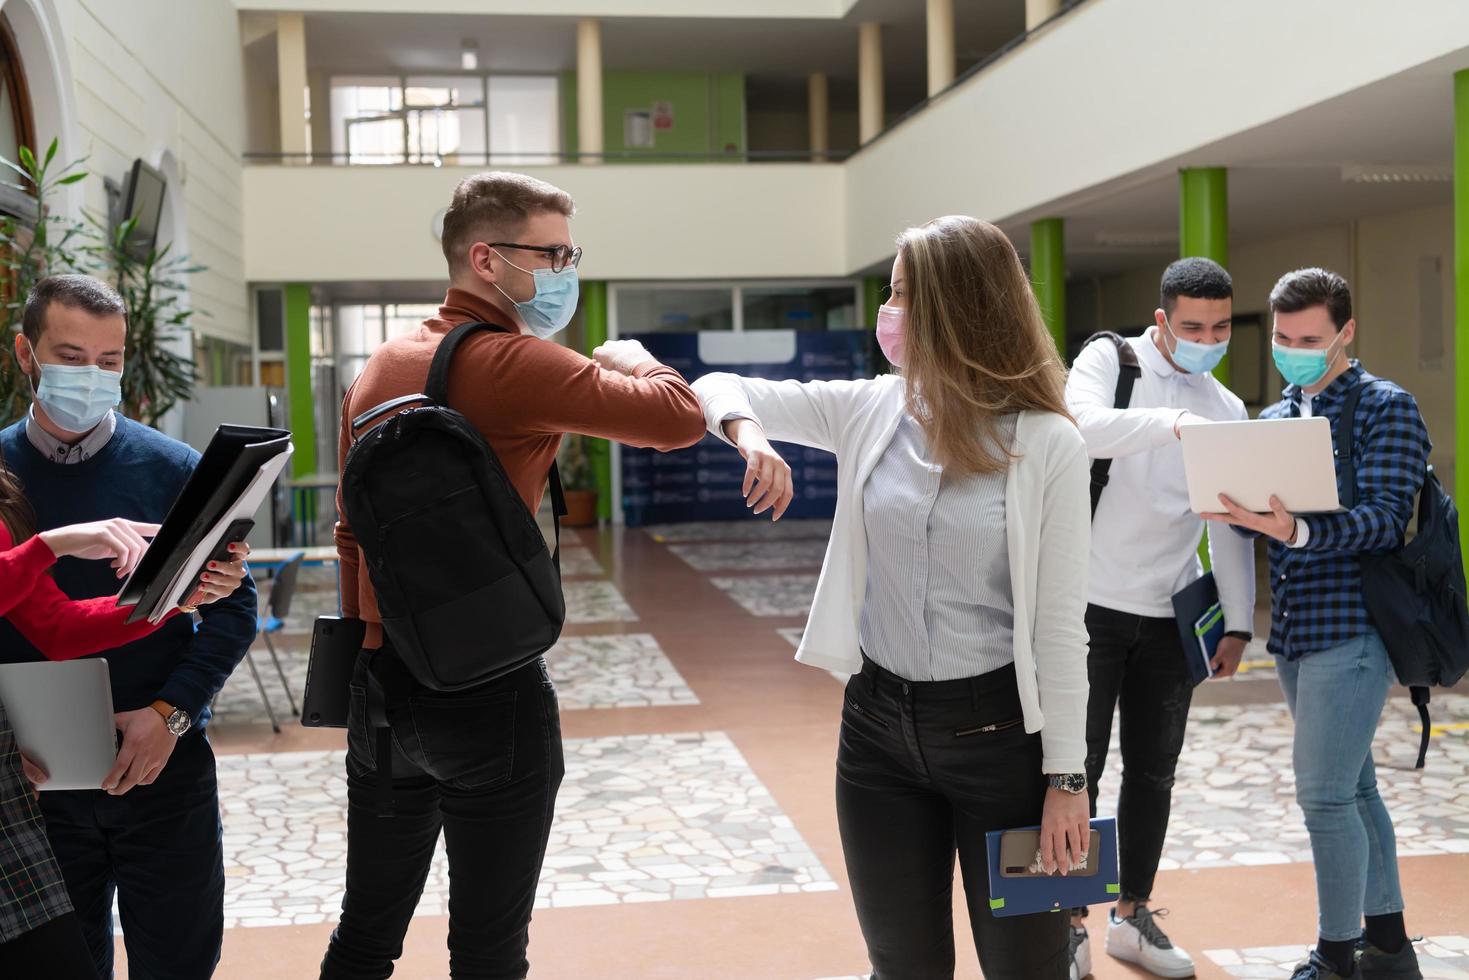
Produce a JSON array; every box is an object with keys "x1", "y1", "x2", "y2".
[{"x1": 859, "y1": 413, "x2": 1017, "y2": 681}]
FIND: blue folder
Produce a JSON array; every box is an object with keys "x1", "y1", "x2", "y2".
[
  {"x1": 1171, "y1": 571, "x2": 1224, "y2": 686},
  {"x1": 985, "y1": 817, "x2": 1119, "y2": 918}
]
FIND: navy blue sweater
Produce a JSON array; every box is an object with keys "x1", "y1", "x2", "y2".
[{"x1": 0, "y1": 415, "x2": 258, "y2": 730}]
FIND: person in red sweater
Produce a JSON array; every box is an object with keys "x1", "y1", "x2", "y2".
[{"x1": 0, "y1": 468, "x2": 250, "y2": 978}]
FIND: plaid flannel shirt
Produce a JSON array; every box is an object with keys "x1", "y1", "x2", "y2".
[
  {"x1": 1256, "y1": 362, "x2": 1432, "y2": 660},
  {"x1": 0, "y1": 698, "x2": 73, "y2": 942}
]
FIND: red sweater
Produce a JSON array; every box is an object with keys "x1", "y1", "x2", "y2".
[
  {"x1": 0, "y1": 524, "x2": 173, "y2": 658},
  {"x1": 335, "y1": 287, "x2": 707, "y2": 647}
]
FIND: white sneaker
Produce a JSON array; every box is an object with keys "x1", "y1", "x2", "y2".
[
  {"x1": 1105, "y1": 907, "x2": 1196, "y2": 978},
  {"x1": 1069, "y1": 922, "x2": 1093, "y2": 979}
]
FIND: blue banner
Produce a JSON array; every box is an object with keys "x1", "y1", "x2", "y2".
[{"x1": 621, "y1": 330, "x2": 877, "y2": 526}]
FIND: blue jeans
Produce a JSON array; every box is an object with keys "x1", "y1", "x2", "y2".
[{"x1": 1276, "y1": 631, "x2": 1404, "y2": 941}]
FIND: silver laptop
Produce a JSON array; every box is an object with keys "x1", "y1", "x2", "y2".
[
  {"x1": 1180, "y1": 416, "x2": 1342, "y2": 516},
  {"x1": 0, "y1": 660, "x2": 117, "y2": 791}
]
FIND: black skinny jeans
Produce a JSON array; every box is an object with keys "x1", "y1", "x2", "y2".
[
  {"x1": 1081, "y1": 604, "x2": 1193, "y2": 905},
  {"x1": 320, "y1": 651, "x2": 564, "y2": 980},
  {"x1": 836, "y1": 657, "x2": 1068, "y2": 980}
]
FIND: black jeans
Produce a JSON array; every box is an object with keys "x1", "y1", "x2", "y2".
[
  {"x1": 1082, "y1": 604, "x2": 1193, "y2": 905},
  {"x1": 0, "y1": 912, "x2": 101, "y2": 979},
  {"x1": 836, "y1": 657, "x2": 1068, "y2": 980},
  {"x1": 40, "y1": 731, "x2": 225, "y2": 980},
  {"x1": 320, "y1": 650, "x2": 564, "y2": 980}
]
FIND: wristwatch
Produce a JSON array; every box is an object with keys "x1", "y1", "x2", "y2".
[
  {"x1": 150, "y1": 700, "x2": 193, "y2": 737},
  {"x1": 1047, "y1": 773, "x2": 1087, "y2": 795},
  {"x1": 1224, "y1": 631, "x2": 1253, "y2": 643}
]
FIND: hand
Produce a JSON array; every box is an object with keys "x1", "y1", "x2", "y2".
[
  {"x1": 39, "y1": 518, "x2": 162, "y2": 579},
  {"x1": 104, "y1": 708, "x2": 178, "y2": 795},
  {"x1": 1039, "y1": 786, "x2": 1091, "y2": 876},
  {"x1": 1173, "y1": 411, "x2": 1206, "y2": 439},
  {"x1": 1202, "y1": 493, "x2": 1298, "y2": 543},
  {"x1": 726, "y1": 419, "x2": 793, "y2": 521},
  {"x1": 19, "y1": 752, "x2": 47, "y2": 799},
  {"x1": 1210, "y1": 634, "x2": 1248, "y2": 678},
  {"x1": 182, "y1": 541, "x2": 252, "y2": 609},
  {"x1": 592, "y1": 340, "x2": 657, "y2": 376}
]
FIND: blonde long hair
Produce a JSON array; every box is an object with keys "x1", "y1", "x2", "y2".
[{"x1": 896, "y1": 215, "x2": 1071, "y2": 477}]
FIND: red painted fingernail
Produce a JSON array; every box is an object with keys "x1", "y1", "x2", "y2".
[{"x1": 208, "y1": 562, "x2": 217, "y2": 569}]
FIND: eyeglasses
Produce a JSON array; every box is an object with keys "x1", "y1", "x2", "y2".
[{"x1": 487, "y1": 242, "x2": 583, "y2": 273}]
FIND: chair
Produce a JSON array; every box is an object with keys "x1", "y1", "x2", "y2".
[{"x1": 247, "y1": 551, "x2": 305, "y2": 733}]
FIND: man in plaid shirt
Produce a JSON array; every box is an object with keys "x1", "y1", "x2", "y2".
[{"x1": 1208, "y1": 268, "x2": 1429, "y2": 980}]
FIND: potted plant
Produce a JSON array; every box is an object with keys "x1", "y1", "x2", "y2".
[{"x1": 558, "y1": 433, "x2": 599, "y2": 527}]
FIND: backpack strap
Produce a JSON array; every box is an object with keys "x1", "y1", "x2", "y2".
[
  {"x1": 425, "y1": 319, "x2": 573, "y2": 565},
  {"x1": 1334, "y1": 378, "x2": 1378, "y2": 511},
  {"x1": 1082, "y1": 332, "x2": 1142, "y2": 518}
]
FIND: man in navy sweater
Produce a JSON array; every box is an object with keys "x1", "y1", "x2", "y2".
[{"x1": 0, "y1": 274, "x2": 258, "y2": 978}]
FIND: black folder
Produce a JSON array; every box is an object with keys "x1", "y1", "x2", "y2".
[
  {"x1": 118, "y1": 424, "x2": 292, "y2": 624},
  {"x1": 1170, "y1": 571, "x2": 1222, "y2": 687}
]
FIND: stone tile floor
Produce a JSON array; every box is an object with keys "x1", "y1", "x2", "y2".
[
  {"x1": 213, "y1": 731, "x2": 836, "y2": 928},
  {"x1": 1202, "y1": 937, "x2": 1469, "y2": 978}
]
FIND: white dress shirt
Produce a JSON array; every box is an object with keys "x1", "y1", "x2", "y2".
[
  {"x1": 693, "y1": 372, "x2": 1091, "y2": 774},
  {"x1": 860, "y1": 413, "x2": 1017, "y2": 681},
  {"x1": 1064, "y1": 329, "x2": 1256, "y2": 632}
]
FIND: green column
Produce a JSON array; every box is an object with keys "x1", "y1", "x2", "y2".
[
  {"x1": 581, "y1": 280, "x2": 612, "y2": 522},
  {"x1": 1179, "y1": 167, "x2": 1230, "y2": 387},
  {"x1": 284, "y1": 283, "x2": 315, "y2": 478},
  {"x1": 1455, "y1": 70, "x2": 1469, "y2": 575},
  {"x1": 863, "y1": 276, "x2": 885, "y2": 327},
  {"x1": 1030, "y1": 218, "x2": 1066, "y2": 356}
]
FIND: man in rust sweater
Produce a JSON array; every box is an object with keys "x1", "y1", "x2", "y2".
[{"x1": 321, "y1": 171, "x2": 705, "y2": 980}]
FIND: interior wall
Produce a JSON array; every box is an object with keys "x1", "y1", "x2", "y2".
[{"x1": 562, "y1": 70, "x2": 747, "y2": 159}]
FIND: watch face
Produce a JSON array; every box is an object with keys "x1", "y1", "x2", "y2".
[{"x1": 167, "y1": 709, "x2": 192, "y2": 735}]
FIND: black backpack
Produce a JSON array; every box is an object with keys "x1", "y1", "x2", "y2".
[
  {"x1": 1337, "y1": 379, "x2": 1469, "y2": 768},
  {"x1": 1080, "y1": 332, "x2": 1142, "y2": 518},
  {"x1": 341, "y1": 320, "x2": 567, "y2": 692}
]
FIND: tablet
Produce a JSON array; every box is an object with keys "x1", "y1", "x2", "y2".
[
  {"x1": 0, "y1": 660, "x2": 117, "y2": 791},
  {"x1": 1180, "y1": 416, "x2": 1341, "y2": 515}
]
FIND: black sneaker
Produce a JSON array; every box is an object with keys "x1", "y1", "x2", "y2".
[
  {"x1": 1290, "y1": 950, "x2": 1362, "y2": 980},
  {"x1": 1357, "y1": 940, "x2": 1423, "y2": 980}
]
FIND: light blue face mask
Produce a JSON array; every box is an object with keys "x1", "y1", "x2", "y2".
[
  {"x1": 1272, "y1": 333, "x2": 1344, "y2": 389},
  {"x1": 492, "y1": 250, "x2": 580, "y2": 340},
  {"x1": 26, "y1": 342, "x2": 122, "y2": 433},
  {"x1": 1162, "y1": 316, "x2": 1228, "y2": 375}
]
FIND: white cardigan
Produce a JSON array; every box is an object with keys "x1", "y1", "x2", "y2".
[{"x1": 693, "y1": 372, "x2": 1091, "y2": 774}]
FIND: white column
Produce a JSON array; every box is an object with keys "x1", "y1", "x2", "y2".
[
  {"x1": 577, "y1": 19, "x2": 603, "y2": 164},
  {"x1": 807, "y1": 72, "x2": 829, "y2": 163},
  {"x1": 1026, "y1": 0, "x2": 1063, "y2": 31},
  {"x1": 858, "y1": 22, "x2": 884, "y2": 145},
  {"x1": 276, "y1": 13, "x2": 308, "y2": 160},
  {"x1": 926, "y1": 0, "x2": 955, "y2": 96}
]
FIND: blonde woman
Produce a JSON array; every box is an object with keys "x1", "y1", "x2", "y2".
[{"x1": 693, "y1": 216, "x2": 1091, "y2": 979}]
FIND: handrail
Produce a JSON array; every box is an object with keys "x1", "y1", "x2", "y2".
[{"x1": 243, "y1": 148, "x2": 854, "y2": 165}]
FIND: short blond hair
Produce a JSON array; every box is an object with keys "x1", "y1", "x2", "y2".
[{"x1": 440, "y1": 172, "x2": 575, "y2": 273}]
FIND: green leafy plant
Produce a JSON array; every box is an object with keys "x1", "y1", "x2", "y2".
[
  {"x1": 0, "y1": 139, "x2": 90, "y2": 423},
  {"x1": 557, "y1": 433, "x2": 597, "y2": 492},
  {"x1": 0, "y1": 139, "x2": 203, "y2": 427}
]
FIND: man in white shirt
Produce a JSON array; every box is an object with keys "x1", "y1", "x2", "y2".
[{"x1": 1062, "y1": 258, "x2": 1256, "y2": 980}]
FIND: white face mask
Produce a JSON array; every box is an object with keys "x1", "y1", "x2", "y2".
[{"x1": 25, "y1": 339, "x2": 122, "y2": 433}]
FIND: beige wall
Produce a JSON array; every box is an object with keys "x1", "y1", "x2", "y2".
[
  {"x1": 41, "y1": 0, "x2": 250, "y2": 344},
  {"x1": 243, "y1": 162, "x2": 848, "y2": 282}
]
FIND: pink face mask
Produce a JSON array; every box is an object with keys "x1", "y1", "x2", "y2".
[{"x1": 876, "y1": 305, "x2": 906, "y2": 367}]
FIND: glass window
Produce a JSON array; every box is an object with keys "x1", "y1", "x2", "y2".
[
  {"x1": 617, "y1": 288, "x2": 733, "y2": 334},
  {"x1": 405, "y1": 76, "x2": 486, "y2": 165},
  {"x1": 257, "y1": 288, "x2": 284, "y2": 352},
  {"x1": 331, "y1": 77, "x2": 404, "y2": 164},
  {"x1": 743, "y1": 285, "x2": 858, "y2": 332},
  {"x1": 488, "y1": 76, "x2": 559, "y2": 164}
]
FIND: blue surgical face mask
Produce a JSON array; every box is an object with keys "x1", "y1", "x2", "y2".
[
  {"x1": 25, "y1": 341, "x2": 122, "y2": 433},
  {"x1": 1162, "y1": 316, "x2": 1228, "y2": 375},
  {"x1": 1272, "y1": 332, "x2": 1344, "y2": 389},
  {"x1": 491, "y1": 250, "x2": 579, "y2": 340}
]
